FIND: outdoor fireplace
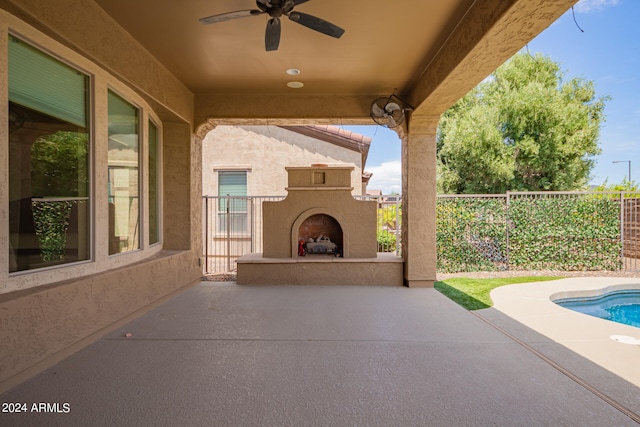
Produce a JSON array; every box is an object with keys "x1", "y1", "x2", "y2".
[
  {"x1": 236, "y1": 165, "x2": 403, "y2": 286},
  {"x1": 262, "y1": 165, "x2": 377, "y2": 259}
]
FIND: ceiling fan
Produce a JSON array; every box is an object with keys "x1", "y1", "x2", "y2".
[{"x1": 199, "y1": 0, "x2": 345, "y2": 51}]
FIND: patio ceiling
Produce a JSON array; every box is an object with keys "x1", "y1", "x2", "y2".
[{"x1": 93, "y1": 0, "x2": 577, "y2": 123}]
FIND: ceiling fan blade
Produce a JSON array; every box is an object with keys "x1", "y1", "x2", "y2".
[
  {"x1": 199, "y1": 9, "x2": 263, "y2": 25},
  {"x1": 288, "y1": 11, "x2": 345, "y2": 38},
  {"x1": 265, "y1": 18, "x2": 281, "y2": 51},
  {"x1": 256, "y1": 0, "x2": 270, "y2": 12},
  {"x1": 294, "y1": 0, "x2": 311, "y2": 5},
  {"x1": 371, "y1": 103, "x2": 386, "y2": 118}
]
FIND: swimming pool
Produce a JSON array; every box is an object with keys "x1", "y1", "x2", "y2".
[{"x1": 554, "y1": 290, "x2": 640, "y2": 328}]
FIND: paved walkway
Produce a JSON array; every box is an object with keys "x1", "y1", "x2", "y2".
[
  {"x1": 481, "y1": 277, "x2": 640, "y2": 389},
  {"x1": 1, "y1": 282, "x2": 639, "y2": 426}
]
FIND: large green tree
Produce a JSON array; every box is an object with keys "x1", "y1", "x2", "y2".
[{"x1": 437, "y1": 53, "x2": 607, "y2": 194}]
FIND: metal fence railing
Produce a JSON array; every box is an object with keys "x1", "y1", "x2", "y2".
[
  {"x1": 202, "y1": 195, "x2": 402, "y2": 274},
  {"x1": 621, "y1": 193, "x2": 640, "y2": 271},
  {"x1": 357, "y1": 195, "x2": 402, "y2": 254},
  {"x1": 436, "y1": 191, "x2": 640, "y2": 273},
  {"x1": 436, "y1": 194, "x2": 508, "y2": 273},
  {"x1": 204, "y1": 191, "x2": 640, "y2": 275},
  {"x1": 203, "y1": 195, "x2": 282, "y2": 274}
]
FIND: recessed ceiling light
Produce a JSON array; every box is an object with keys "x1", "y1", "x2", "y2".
[
  {"x1": 287, "y1": 81, "x2": 304, "y2": 89},
  {"x1": 286, "y1": 68, "x2": 301, "y2": 75}
]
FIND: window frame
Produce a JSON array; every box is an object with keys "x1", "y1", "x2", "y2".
[
  {"x1": 148, "y1": 118, "x2": 162, "y2": 247},
  {"x1": 7, "y1": 34, "x2": 94, "y2": 275}
]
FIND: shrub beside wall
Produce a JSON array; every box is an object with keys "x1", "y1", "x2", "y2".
[{"x1": 376, "y1": 230, "x2": 397, "y2": 252}]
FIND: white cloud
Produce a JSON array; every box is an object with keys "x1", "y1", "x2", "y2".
[
  {"x1": 365, "y1": 160, "x2": 402, "y2": 195},
  {"x1": 574, "y1": 0, "x2": 619, "y2": 13}
]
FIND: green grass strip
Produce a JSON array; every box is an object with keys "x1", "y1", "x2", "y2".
[{"x1": 435, "y1": 276, "x2": 562, "y2": 310}]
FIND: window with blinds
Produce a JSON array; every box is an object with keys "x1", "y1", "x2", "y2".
[
  {"x1": 8, "y1": 35, "x2": 90, "y2": 272},
  {"x1": 217, "y1": 171, "x2": 248, "y2": 233}
]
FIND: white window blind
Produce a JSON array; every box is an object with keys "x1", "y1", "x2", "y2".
[
  {"x1": 219, "y1": 171, "x2": 247, "y2": 197},
  {"x1": 218, "y1": 171, "x2": 247, "y2": 212},
  {"x1": 8, "y1": 35, "x2": 88, "y2": 128}
]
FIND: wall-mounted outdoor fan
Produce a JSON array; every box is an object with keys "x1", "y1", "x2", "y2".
[
  {"x1": 199, "y1": 0, "x2": 345, "y2": 51},
  {"x1": 370, "y1": 93, "x2": 413, "y2": 128}
]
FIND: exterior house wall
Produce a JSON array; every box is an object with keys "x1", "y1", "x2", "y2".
[
  {"x1": 0, "y1": 5, "x2": 201, "y2": 393},
  {"x1": 202, "y1": 125, "x2": 365, "y2": 198}
]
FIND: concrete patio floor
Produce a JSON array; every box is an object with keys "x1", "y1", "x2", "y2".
[{"x1": 1, "y1": 281, "x2": 639, "y2": 426}]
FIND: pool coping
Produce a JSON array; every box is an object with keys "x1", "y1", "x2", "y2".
[{"x1": 479, "y1": 277, "x2": 640, "y2": 388}]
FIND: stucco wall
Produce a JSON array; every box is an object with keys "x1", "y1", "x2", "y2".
[
  {"x1": 0, "y1": 250, "x2": 196, "y2": 391},
  {"x1": 0, "y1": 6, "x2": 199, "y2": 293},
  {"x1": 0, "y1": 6, "x2": 201, "y2": 392},
  {"x1": 202, "y1": 126, "x2": 364, "y2": 197}
]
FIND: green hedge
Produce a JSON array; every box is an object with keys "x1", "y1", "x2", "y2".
[
  {"x1": 437, "y1": 197, "x2": 507, "y2": 272},
  {"x1": 32, "y1": 200, "x2": 74, "y2": 262},
  {"x1": 508, "y1": 196, "x2": 621, "y2": 271},
  {"x1": 436, "y1": 194, "x2": 622, "y2": 273}
]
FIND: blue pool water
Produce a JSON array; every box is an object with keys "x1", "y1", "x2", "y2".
[{"x1": 555, "y1": 290, "x2": 640, "y2": 328}]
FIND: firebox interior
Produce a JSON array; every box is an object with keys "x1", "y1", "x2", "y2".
[{"x1": 299, "y1": 214, "x2": 343, "y2": 256}]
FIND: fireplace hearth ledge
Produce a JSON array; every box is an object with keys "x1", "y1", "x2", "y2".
[{"x1": 236, "y1": 252, "x2": 404, "y2": 286}]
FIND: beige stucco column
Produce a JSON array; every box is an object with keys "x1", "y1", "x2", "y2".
[{"x1": 401, "y1": 115, "x2": 439, "y2": 287}]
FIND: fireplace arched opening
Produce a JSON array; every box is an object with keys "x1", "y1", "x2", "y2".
[{"x1": 298, "y1": 213, "x2": 343, "y2": 256}]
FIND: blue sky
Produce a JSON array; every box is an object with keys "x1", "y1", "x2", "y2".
[{"x1": 345, "y1": 0, "x2": 639, "y2": 193}]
